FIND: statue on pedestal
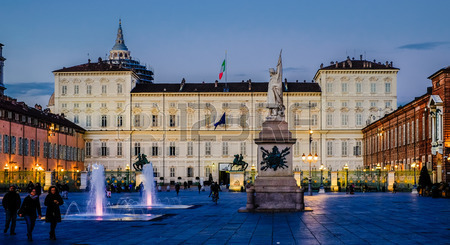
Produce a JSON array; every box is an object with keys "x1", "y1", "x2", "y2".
[{"x1": 267, "y1": 50, "x2": 285, "y2": 120}]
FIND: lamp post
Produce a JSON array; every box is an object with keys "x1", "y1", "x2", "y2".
[
  {"x1": 411, "y1": 161, "x2": 418, "y2": 194},
  {"x1": 376, "y1": 163, "x2": 381, "y2": 191},
  {"x1": 344, "y1": 163, "x2": 349, "y2": 191},
  {"x1": 126, "y1": 164, "x2": 130, "y2": 186},
  {"x1": 302, "y1": 152, "x2": 318, "y2": 196},
  {"x1": 319, "y1": 164, "x2": 325, "y2": 194},
  {"x1": 4, "y1": 163, "x2": 9, "y2": 186}
]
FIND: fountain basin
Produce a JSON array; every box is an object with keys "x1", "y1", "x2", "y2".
[
  {"x1": 109, "y1": 204, "x2": 193, "y2": 209},
  {"x1": 63, "y1": 213, "x2": 162, "y2": 221}
]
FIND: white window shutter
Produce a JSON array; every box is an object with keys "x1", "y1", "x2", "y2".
[{"x1": 106, "y1": 147, "x2": 110, "y2": 156}]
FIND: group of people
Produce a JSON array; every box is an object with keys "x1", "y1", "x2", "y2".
[{"x1": 2, "y1": 185, "x2": 64, "y2": 241}]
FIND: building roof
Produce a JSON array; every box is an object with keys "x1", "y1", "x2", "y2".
[
  {"x1": 427, "y1": 66, "x2": 450, "y2": 80},
  {"x1": 319, "y1": 58, "x2": 399, "y2": 71},
  {"x1": 0, "y1": 96, "x2": 85, "y2": 133},
  {"x1": 131, "y1": 80, "x2": 321, "y2": 93},
  {"x1": 53, "y1": 59, "x2": 132, "y2": 73}
]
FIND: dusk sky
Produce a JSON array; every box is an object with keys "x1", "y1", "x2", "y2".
[{"x1": 1, "y1": 0, "x2": 449, "y2": 108}]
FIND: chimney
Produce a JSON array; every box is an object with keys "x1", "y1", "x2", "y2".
[
  {"x1": 390, "y1": 61, "x2": 393, "y2": 67},
  {"x1": 296, "y1": 80, "x2": 299, "y2": 83},
  {"x1": 320, "y1": 63, "x2": 323, "y2": 69},
  {"x1": 304, "y1": 80, "x2": 306, "y2": 83},
  {"x1": 248, "y1": 79, "x2": 252, "y2": 91},
  {"x1": 343, "y1": 62, "x2": 345, "y2": 68},
  {"x1": 215, "y1": 80, "x2": 218, "y2": 87},
  {"x1": 98, "y1": 57, "x2": 102, "y2": 63},
  {"x1": 385, "y1": 61, "x2": 389, "y2": 67},
  {"x1": 360, "y1": 55, "x2": 363, "y2": 60},
  {"x1": 335, "y1": 61, "x2": 338, "y2": 68},
  {"x1": 88, "y1": 59, "x2": 91, "y2": 64}
]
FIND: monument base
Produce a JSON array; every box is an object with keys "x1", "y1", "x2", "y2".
[{"x1": 239, "y1": 176, "x2": 305, "y2": 212}]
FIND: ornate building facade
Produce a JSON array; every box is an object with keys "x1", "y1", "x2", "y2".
[
  {"x1": 50, "y1": 22, "x2": 400, "y2": 184},
  {"x1": 363, "y1": 67, "x2": 450, "y2": 184}
]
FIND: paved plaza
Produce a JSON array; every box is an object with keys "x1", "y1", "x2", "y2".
[{"x1": 1, "y1": 188, "x2": 449, "y2": 245}]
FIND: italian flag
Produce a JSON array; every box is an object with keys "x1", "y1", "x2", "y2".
[{"x1": 219, "y1": 59, "x2": 225, "y2": 80}]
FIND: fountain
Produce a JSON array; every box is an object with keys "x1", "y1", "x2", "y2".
[
  {"x1": 141, "y1": 163, "x2": 156, "y2": 206},
  {"x1": 63, "y1": 164, "x2": 162, "y2": 221}
]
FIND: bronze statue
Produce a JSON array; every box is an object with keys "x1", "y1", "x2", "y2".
[
  {"x1": 260, "y1": 146, "x2": 290, "y2": 171},
  {"x1": 133, "y1": 153, "x2": 149, "y2": 171},
  {"x1": 231, "y1": 154, "x2": 248, "y2": 171}
]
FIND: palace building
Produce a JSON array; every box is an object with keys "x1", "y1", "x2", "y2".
[
  {"x1": 49, "y1": 21, "x2": 399, "y2": 184},
  {"x1": 363, "y1": 67, "x2": 450, "y2": 184}
]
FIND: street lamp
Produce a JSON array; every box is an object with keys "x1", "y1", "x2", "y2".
[
  {"x1": 126, "y1": 164, "x2": 130, "y2": 186},
  {"x1": 319, "y1": 164, "x2": 326, "y2": 194},
  {"x1": 411, "y1": 161, "x2": 418, "y2": 194},
  {"x1": 302, "y1": 153, "x2": 318, "y2": 196},
  {"x1": 344, "y1": 163, "x2": 349, "y2": 192},
  {"x1": 376, "y1": 163, "x2": 381, "y2": 191}
]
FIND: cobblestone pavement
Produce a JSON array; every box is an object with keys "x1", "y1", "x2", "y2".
[{"x1": 0, "y1": 189, "x2": 449, "y2": 245}]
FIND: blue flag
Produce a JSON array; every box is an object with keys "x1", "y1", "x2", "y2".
[{"x1": 214, "y1": 113, "x2": 226, "y2": 129}]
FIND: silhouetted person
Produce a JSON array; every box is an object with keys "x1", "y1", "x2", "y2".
[
  {"x1": 45, "y1": 186, "x2": 63, "y2": 240},
  {"x1": 35, "y1": 183, "x2": 42, "y2": 197},
  {"x1": 27, "y1": 181, "x2": 35, "y2": 193},
  {"x1": 3, "y1": 185, "x2": 21, "y2": 235},
  {"x1": 198, "y1": 183, "x2": 202, "y2": 193},
  {"x1": 183, "y1": 181, "x2": 188, "y2": 190},
  {"x1": 175, "y1": 183, "x2": 180, "y2": 196},
  {"x1": 18, "y1": 188, "x2": 41, "y2": 241}
]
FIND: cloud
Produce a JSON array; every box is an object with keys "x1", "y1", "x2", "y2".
[
  {"x1": 4, "y1": 82, "x2": 53, "y2": 108},
  {"x1": 283, "y1": 67, "x2": 308, "y2": 72},
  {"x1": 397, "y1": 42, "x2": 450, "y2": 50}
]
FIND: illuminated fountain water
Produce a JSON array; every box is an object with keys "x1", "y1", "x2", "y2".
[
  {"x1": 141, "y1": 163, "x2": 156, "y2": 206},
  {"x1": 88, "y1": 164, "x2": 106, "y2": 216}
]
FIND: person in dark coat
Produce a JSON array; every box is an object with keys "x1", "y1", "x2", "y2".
[
  {"x1": 2, "y1": 185, "x2": 21, "y2": 235},
  {"x1": 175, "y1": 183, "x2": 180, "y2": 196},
  {"x1": 18, "y1": 188, "x2": 42, "y2": 241},
  {"x1": 183, "y1": 181, "x2": 188, "y2": 190},
  {"x1": 27, "y1": 181, "x2": 35, "y2": 193},
  {"x1": 35, "y1": 183, "x2": 42, "y2": 197},
  {"x1": 45, "y1": 186, "x2": 64, "y2": 240},
  {"x1": 198, "y1": 183, "x2": 202, "y2": 194}
]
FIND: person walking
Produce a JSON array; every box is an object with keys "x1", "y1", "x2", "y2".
[
  {"x1": 183, "y1": 181, "x2": 188, "y2": 190},
  {"x1": 18, "y1": 188, "x2": 42, "y2": 241},
  {"x1": 45, "y1": 186, "x2": 64, "y2": 240},
  {"x1": 175, "y1": 183, "x2": 180, "y2": 196},
  {"x1": 2, "y1": 185, "x2": 21, "y2": 235},
  {"x1": 35, "y1": 183, "x2": 42, "y2": 197},
  {"x1": 26, "y1": 181, "x2": 35, "y2": 193},
  {"x1": 198, "y1": 183, "x2": 202, "y2": 194},
  {"x1": 393, "y1": 182, "x2": 397, "y2": 193}
]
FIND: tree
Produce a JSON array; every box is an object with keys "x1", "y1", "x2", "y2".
[{"x1": 418, "y1": 166, "x2": 432, "y2": 188}]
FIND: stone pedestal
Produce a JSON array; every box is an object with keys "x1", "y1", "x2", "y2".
[
  {"x1": 229, "y1": 171, "x2": 245, "y2": 192},
  {"x1": 330, "y1": 171, "x2": 339, "y2": 192},
  {"x1": 44, "y1": 171, "x2": 53, "y2": 191},
  {"x1": 387, "y1": 171, "x2": 395, "y2": 192},
  {"x1": 79, "y1": 171, "x2": 88, "y2": 190},
  {"x1": 240, "y1": 120, "x2": 305, "y2": 212}
]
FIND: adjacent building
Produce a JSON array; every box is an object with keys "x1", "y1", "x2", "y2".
[{"x1": 363, "y1": 67, "x2": 450, "y2": 184}]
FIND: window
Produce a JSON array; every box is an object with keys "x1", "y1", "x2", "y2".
[
  {"x1": 240, "y1": 142, "x2": 246, "y2": 155},
  {"x1": 74, "y1": 103, "x2": 79, "y2": 108},
  {"x1": 117, "y1": 142, "x2": 122, "y2": 156},
  {"x1": 101, "y1": 103, "x2": 106, "y2": 108},
  {"x1": 187, "y1": 167, "x2": 194, "y2": 177},
  {"x1": 24, "y1": 139, "x2": 29, "y2": 156},
  {"x1": 169, "y1": 142, "x2": 176, "y2": 156},
  {"x1": 341, "y1": 83, "x2": 348, "y2": 93},
  {"x1": 356, "y1": 114, "x2": 362, "y2": 126},
  {"x1": 370, "y1": 83, "x2": 376, "y2": 93},
  {"x1": 356, "y1": 101, "x2": 362, "y2": 108},
  {"x1": 327, "y1": 101, "x2": 333, "y2": 107},
  {"x1": 152, "y1": 143, "x2": 158, "y2": 156},
  {"x1": 62, "y1": 103, "x2": 67, "y2": 108},
  {"x1": 311, "y1": 114, "x2": 318, "y2": 126},
  {"x1": 187, "y1": 113, "x2": 193, "y2": 127},
  {"x1": 205, "y1": 142, "x2": 211, "y2": 156},
  {"x1": 356, "y1": 83, "x2": 362, "y2": 93},
  {"x1": 170, "y1": 167, "x2": 175, "y2": 177},
  {"x1": 169, "y1": 115, "x2": 176, "y2": 127},
  {"x1": 403, "y1": 124, "x2": 406, "y2": 145},
  {"x1": 327, "y1": 141, "x2": 333, "y2": 156},
  {"x1": 74, "y1": 85, "x2": 79, "y2": 95},
  {"x1": 101, "y1": 142, "x2": 108, "y2": 156},
  {"x1": 385, "y1": 83, "x2": 391, "y2": 93},
  {"x1": 30, "y1": 140, "x2": 35, "y2": 157},
  {"x1": 61, "y1": 85, "x2": 67, "y2": 95},
  {"x1": 11, "y1": 136, "x2": 16, "y2": 154},
  {"x1": 86, "y1": 103, "x2": 91, "y2": 108},
  {"x1": 117, "y1": 84, "x2": 123, "y2": 94},
  {"x1": 422, "y1": 115, "x2": 425, "y2": 140},
  {"x1": 74, "y1": 115, "x2": 79, "y2": 124},
  {"x1": 86, "y1": 115, "x2": 92, "y2": 127},
  {"x1": 18, "y1": 137, "x2": 23, "y2": 155},
  {"x1": 326, "y1": 114, "x2": 333, "y2": 126},
  {"x1": 152, "y1": 115, "x2": 158, "y2": 127},
  {"x1": 117, "y1": 103, "x2": 122, "y2": 109},
  {"x1": 341, "y1": 101, "x2": 348, "y2": 108},
  {"x1": 86, "y1": 85, "x2": 92, "y2": 95},
  {"x1": 170, "y1": 103, "x2": 176, "y2": 108},
  {"x1": 385, "y1": 101, "x2": 391, "y2": 108},
  {"x1": 134, "y1": 142, "x2": 141, "y2": 156},
  {"x1": 370, "y1": 101, "x2": 377, "y2": 107},
  {"x1": 342, "y1": 141, "x2": 348, "y2": 156},
  {"x1": 102, "y1": 85, "x2": 107, "y2": 94},
  {"x1": 326, "y1": 83, "x2": 333, "y2": 93},
  {"x1": 117, "y1": 115, "x2": 123, "y2": 127},
  {"x1": 187, "y1": 142, "x2": 193, "y2": 156},
  {"x1": 294, "y1": 141, "x2": 300, "y2": 156},
  {"x1": 205, "y1": 167, "x2": 211, "y2": 178},
  {"x1": 354, "y1": 141, "x2": 362, "y2": 156},
  {"x1": 222, "y1": 142, "x2": 229, "y2": 156},
  {"x1": 311, "y1": 141, "x2": 318, "y2": 155},
  {"x1": 294, "y1": 113, "x2": 301, "y2": 126},
  {"x1": 134, "y1": 115, "x2": 141, "y2": 127},
  {"x1": 101, "y1": 115, "x2": 107, "y2": 127},
  {"x1": 341, "y1": 114, "x2": 348, "y2": 126},
  {"x1": 3, "y1": 135, "x2": 9, "y2": 153}
]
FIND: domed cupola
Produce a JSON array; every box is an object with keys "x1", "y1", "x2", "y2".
[{"x1": 109, "y1": 19, "x2": 131, "y2": 60}]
